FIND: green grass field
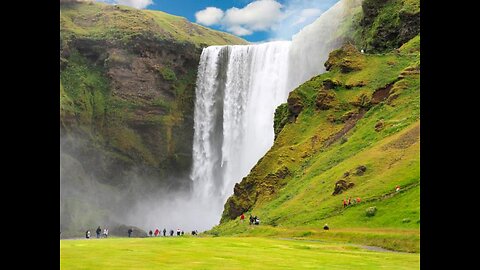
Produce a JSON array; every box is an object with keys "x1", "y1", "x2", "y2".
[{"x1": 60, "y1": 237, "x2": 419, "y2": 269}]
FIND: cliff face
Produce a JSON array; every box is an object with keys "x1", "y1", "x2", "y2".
[
  {"x1": 60, "y1": 1, "x2": 246, "y2": 234},
  {"x1": 60, "y1": 2, "x2": 246, "y2": 185}
]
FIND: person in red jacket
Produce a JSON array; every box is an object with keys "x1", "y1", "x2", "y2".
[
  {"x1": 240, "y1": 213, "x2": 245, "y2": 222},
  {"x1": 343, "y1": 199, "x2": 347, "y2": 208},
  {"x1": 154, "y1": 228, "x2": 160, "y2": 237}
]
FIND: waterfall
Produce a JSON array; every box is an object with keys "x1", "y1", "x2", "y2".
[
  {"x1": 189, "y1": 0, "x2": 362, "y2": 230},
  {"x1": 191, "y1": 42, "x2": 291, "y2": 219}
]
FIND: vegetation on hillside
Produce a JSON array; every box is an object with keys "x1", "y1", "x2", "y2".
[
  {"x1": 60, "y1": 1, "x2": 246, "y2": 48},
  {"x1": 353, "y1": 0, "x2": 420, "y2": 52},
  {"x1": 213, "y1": 34, "x2": 420, "y2": 252}
]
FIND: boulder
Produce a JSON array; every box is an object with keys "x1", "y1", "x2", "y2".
[
  {"x1": 354, "y1": 165, "x2": 367, "y2": 176},
  {"x1": 332, "y1": 179, "x2": 355, "y2": 195}
]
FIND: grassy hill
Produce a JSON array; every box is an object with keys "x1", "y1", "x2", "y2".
[
  {"x1": 60, "y1": 1, "x2": 246, "y2": 47},
  {"x1": 211, "y1": 33, "x2": 420, "y2": 252}
]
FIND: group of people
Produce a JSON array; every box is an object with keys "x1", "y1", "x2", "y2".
[
  {"x1": 249, "y1": 215, "x2": 260, "y2": 225},
  {"x1": 341, "y1": 185, "x2": 401, "y2": 208},
  {"x1": 85, "y1": 227, "x2": 199, "y2": 239},
  {"x1": 148, "y1": 228, "x2": 167, "y2": 237},
  {"x1": 85, "y1": 226, "x2": 109, "y2": 239},
  {"x1": 342, "y1": 197, "x2": 361, "y2": 208},
  {"x1": 239, "y1": 213, "x2": 260, "y2": 225},
  {"x1": 147, "y1": 228, "x2": 199, "y2": 237}
]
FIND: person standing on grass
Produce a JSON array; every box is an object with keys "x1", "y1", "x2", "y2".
[
  {"x1": 96, "y1": 226, "x2": 101, "y2": 238},
  {"x1": 176, "y1": 229, "x2": 181, "y2": 236},
  {"x1": 343, "y1": 199, "x2": 347, "y2": 208},
  {"x1": 86, "y1": 230, "x2": 91, "y2": 239},
  {"x1": 149, "y1": 230, "x2": 153, "y2": 237},
  {"x1": 103, "y1": 228, "x2": 107, "y2": 238},
  {"x1": 163, "y1": 228, "x2": 167, "y2": 237},
  {"x1": 128, "y1": 228, "x2": 133, "y2": 237},
  {"x1": 348, "y1": 197, "x2": 351, "y2": 206},
  {"x1": 240, "y1": 213, "x2": 245, "y2": 223},
  {"x1": 154, "y1": 228, "x2": 160, "y2": 237},
  {"x1": 356, "y1": 197, "x2": 361, "y2": 203}
]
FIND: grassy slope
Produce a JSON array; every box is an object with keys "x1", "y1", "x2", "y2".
[
  {"x1": 60, "y1": 2, "x2": 247, "y2": 47},
  {"x1": 60, "y1": 237, "x2": 419, "y2": 270},
  {"x1": 213, "y1": 36, "x2": 420, "y2": 253}
]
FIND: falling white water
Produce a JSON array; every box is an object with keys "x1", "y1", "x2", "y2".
[
  {"x1": 191, "y1": 42, "x2": 291, "y2": 224},
  {"x1": 163, "y1": 0, "x2": 362, "y2": 231}
]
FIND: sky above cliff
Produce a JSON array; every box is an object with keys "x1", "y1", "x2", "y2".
[{"x1": 96, "y1": 0, "x2": 339, "y2": 42}]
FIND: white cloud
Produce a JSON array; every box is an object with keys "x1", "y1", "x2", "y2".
[
  {"x1": 194, "y1": 0, "x2": 338, "y2": 39},
  {"x1": 195, "y1": 7, "x2": 224, "y2": 26},
  {"x1": 223, "y1": 0, "x2": 283, "y2": 31},
  {"x1": 195, "y1": 0, "x2": 283, "y2": 36},
  {"x1": 95, "y1": 0, "x2": 153, "y2": 9}
]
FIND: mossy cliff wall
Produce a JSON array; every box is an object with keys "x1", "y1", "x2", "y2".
[{"x1": 60, "y1": 1, "x2": 247, "y2": 192}]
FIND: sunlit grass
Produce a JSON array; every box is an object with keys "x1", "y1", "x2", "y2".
[{"x1": 60, "y1": 237, "x2": 420, "y2": 270}]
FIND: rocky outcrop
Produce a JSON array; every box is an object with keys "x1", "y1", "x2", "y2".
[
  {"x1": 287, "y1": 92, "x2": 304, "y2": 122},
  {"x1": 324, "y1": 44, "x2": 366, "y2": 73},
  {"x1": 315, "y1": 90, "x2": 336, "y2": 110},
  {"x1": 333, "y1": 180, "x2": 355, "y2": 195}
]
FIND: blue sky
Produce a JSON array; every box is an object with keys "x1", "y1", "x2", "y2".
[{"x1": 96, "y1": 0, "x2": 340, "y2": 42}]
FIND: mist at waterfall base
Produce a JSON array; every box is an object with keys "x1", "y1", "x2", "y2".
[{"x1": 60, "y1": 0, "x2": 362, "y2": 235}]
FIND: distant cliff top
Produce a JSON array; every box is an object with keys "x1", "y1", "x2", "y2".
[{"x1": 60, "y1": 1, "x2": 248, "y2": 47}]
